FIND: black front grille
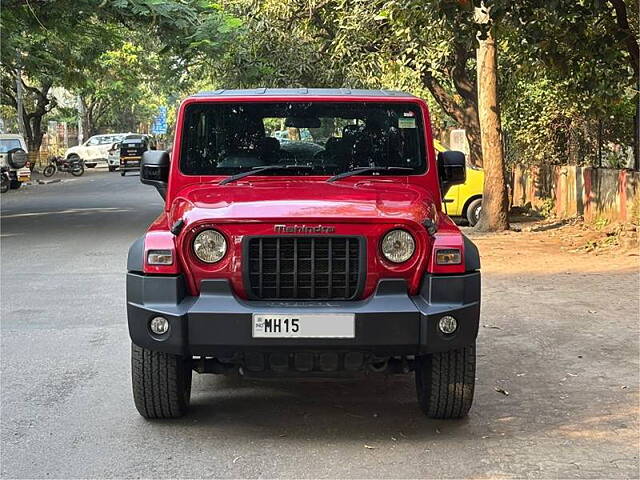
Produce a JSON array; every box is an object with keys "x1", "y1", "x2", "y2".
[{"x1": 247, "y1": 237, "x2": 363, "y2": 300}]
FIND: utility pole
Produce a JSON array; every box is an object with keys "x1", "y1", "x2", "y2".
[{"x1": 77, "y1": 95, "x2": 84, "y2": 145}]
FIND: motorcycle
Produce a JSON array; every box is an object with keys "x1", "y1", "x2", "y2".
[{"x1": 43, "y1": 156, "x2": 84, "y2": 177}]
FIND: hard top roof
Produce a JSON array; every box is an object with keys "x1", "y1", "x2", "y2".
[
  {"x1": 122, "y1": 136, "x2": 148, "y2": 143},
  {"x1": 92, "y1": 133, "x2": 126, "y2": 138},
  {"x1": 191, "y1": 88, "x2": 417, "y2": 99}
]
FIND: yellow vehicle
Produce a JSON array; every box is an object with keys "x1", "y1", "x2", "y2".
[{"x1": 435, "y1": 140, "x2": 484, "y2": 226}]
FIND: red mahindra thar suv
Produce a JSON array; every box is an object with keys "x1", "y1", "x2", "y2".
[{"x1": 127, "y1": 89, "x2": 480, "y2": 419}]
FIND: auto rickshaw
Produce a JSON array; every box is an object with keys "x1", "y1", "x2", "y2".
[{"x1": 120, "y1": 135, "x2": 155, "y2": 176}]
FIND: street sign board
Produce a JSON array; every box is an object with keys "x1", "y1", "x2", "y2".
[{"x1": 151, "y1": 106, "x2": 168, "y2": 135}]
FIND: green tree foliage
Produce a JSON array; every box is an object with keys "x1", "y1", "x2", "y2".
[
  {"x1": 220, "y1": 0, "x2": 484, "y2": 164},
  {"x1": 1, "y1": 0, "x2": 636, "y2": 175},
  {"x1": 500, "y1": 1, "x2": 638, "y2": 167},
  {"x1": 0, "y1": 0, "x2": 239, "y2": 150},
  {"x1": 78, "y1": 40, "x2": 163, "y2": 135},
  {"x1": 220, "y1": 0, "x2": 637, "y2": 169}
]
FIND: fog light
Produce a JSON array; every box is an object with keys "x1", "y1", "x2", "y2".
[
  {"x1": 149, "y1": 316, "x2": 169, "y2": 335},
  {"x1": 438, "y1": 315, "x2": 458, "y2": 335}
]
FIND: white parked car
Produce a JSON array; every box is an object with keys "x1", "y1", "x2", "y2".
[
  {"x1": 64, "y1": 133, "x2": 127, "y2": 168},
  {"x1": 0, "y1": 134, "x2": 31, "y2": 192},
  {"x1": 107, "y1": 145, "x2": 120, "y2": 172}
]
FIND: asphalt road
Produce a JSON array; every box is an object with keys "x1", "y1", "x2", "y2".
[{"x1": 1, "y1": 170, "x2": 638, "y2": 478}]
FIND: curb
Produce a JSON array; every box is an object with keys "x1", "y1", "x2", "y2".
[{"x1": 37, "y1": 179, "x2": 62, "y2": 185}]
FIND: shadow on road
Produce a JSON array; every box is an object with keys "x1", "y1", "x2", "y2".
[{"x1": 160, "y1": 373, "x2": 474, "y2": 442}]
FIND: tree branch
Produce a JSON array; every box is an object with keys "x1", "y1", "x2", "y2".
[
  {"x1": 0, "y1": 85, "x2": 18, "y2": 108},
  {"x1": 422, "y1": 71, "x2": 466, "y2": 125},
  {"x1": 451, "y1": 42, "x2": 477, "y2": 105}
]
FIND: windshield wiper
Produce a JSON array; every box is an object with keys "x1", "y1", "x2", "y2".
[
  {"x1": 326, "y1": 166, "x2": 415, "y2": 183},
  {"x1": 219, "y1": 164, "x2": 313, "y2": 185}
]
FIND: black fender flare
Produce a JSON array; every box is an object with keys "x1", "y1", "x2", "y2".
[
  {"x1": 462, "y1": 234, "x2": 480, "y2": 272},
  {"x1": 127, "y1": 236, "x2": 145, "y2": 273}
]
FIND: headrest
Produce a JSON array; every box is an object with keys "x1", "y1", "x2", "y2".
[
  {"x1": 258, "y1": 136, "x2": 281, "y2": 154},
  {"x1": 324, "y1": 137, "x2": 341, "y2": 153}
]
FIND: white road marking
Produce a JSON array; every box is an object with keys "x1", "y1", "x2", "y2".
[{"x1": 1, "y1": 207, "x2": 129, "y2": 219}]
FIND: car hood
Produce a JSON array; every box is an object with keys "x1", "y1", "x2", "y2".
[{"x1": 169, "y1": 180, "x2": 438, "y2": 226}]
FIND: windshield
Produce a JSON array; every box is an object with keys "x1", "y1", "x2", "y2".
[
  {"x1": 180, "y1": 102, "x2": 426, "y2": 176},
  {"x1": 90, "y1": 135, "x2": 124, "y2": 145},
  {"x1": 0, "y1": 139, "x2": 22, "y2": 153}
]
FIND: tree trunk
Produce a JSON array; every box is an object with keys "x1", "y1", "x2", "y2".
[
  {"x1": 81, "y1": 96, "x2": 98, "y2": 137},
  {"x1": 27, "y1": 114, "x2": 45, "y2": 159},
  {"x1": 635, "y1": 85, "x2": 639, "y2": 171},
  {"x1": 475, "y1": 28, "x2": 509, "y2": 231},
  {"x1": 463, "y1": 109, "x2": 483, "y2": 167},
  {"x1": 15, "y1": 70, "x2": 27, "y2": 140}
]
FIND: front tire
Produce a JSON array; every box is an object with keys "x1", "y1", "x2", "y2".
[
  {"x1": 9, "y1": 180, "x2": 21, "y2": 190},
  {"x1": 415, "y1": 345, "x2": 475, "y2": 419},
  {"x1": 43, "y1": 165, "x2": 56, "y2": 177},
  {"x1": 131, "y1": 343, "x2": 192, "y2": 419},
  {"x1": 121, "y1": 170, "x2": 125, "y2": 176},
  {"x1": 466, "y1": 198, "x2": 483, "y2": 227},
  {"x1": 71, "y1": 164, "x2": 84, "y2": 176},
  {"x1": 108, "y1": 165, "x2": 116, "y2": 172}
]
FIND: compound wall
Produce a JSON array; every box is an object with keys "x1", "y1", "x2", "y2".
[{"x1": 512, "y1": 166, "x2": 640, "y2": 223}]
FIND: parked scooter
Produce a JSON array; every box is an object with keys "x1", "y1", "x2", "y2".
[{"x1": 43, "y1": 156, "x2": 84, "y2": 177}]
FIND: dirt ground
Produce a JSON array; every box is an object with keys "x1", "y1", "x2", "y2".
[
  {"x1": 468, "y1": 218, "x2": 640, "y2": 275},
  {"x1": 460, "y1": 219, "x2": 640, "y2": 478}
]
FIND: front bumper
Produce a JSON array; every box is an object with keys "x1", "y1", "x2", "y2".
[
  {"x1": 120, "y1": 156, "x2": 141, "y2": 170},
  {"x1": 127, "y1": 272, "x2": 480, "y2": 357}
]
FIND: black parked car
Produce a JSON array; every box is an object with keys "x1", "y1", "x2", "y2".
[{"x1": 120, "y1": 135, "x2": 155, "y2": 176}]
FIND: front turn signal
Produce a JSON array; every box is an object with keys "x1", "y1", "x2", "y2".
[
  {"x1": 147, "y1": 249, "x2": 174, "y2": 265},
  {"x1": 143, "y1": 231, "x2": 180, "y2": 274},
  {"x1": 435, "y1": 248, "x2": 461, "y2": 265}
]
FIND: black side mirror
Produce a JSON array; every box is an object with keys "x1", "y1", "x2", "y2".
[
  {"x1": 141, "y1": 150, "x2": 170, "y2": 199},
  {"x1": 437, "y1": 150, "x2": 466, "y2": 195}
]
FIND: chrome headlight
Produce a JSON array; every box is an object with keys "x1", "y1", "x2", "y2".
[
  {"x1": 193, "y1": 229, "x2": 227, "y2": 263},
  {"x1": 381, "y1": 229, "x2": 415, "y2": 263}
]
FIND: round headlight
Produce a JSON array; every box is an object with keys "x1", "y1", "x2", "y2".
[
  {"x1": 381, "y1": 229, "x2": 415, "y2": 263},
  {"x1": 193, "y1": 229, "x2": 227, "y2": 263}
]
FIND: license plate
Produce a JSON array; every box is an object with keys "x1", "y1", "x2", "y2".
[{"x1": 252, "y1": 313, "x2": 355, "y2": 338}]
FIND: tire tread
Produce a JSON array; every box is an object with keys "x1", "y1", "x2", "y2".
[
  {"x1": 416, "y1": 345, "x2": 475, "y2": 419},
  {"x1": 131, "y1": 343, "x2": 191, "y2": 419}
]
